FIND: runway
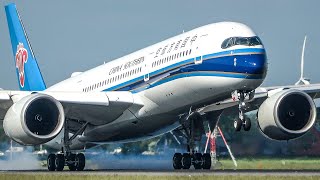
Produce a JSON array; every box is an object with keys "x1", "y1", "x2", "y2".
[{"x1": 1, "y1": 170, "x2": 320, "y2": 176}]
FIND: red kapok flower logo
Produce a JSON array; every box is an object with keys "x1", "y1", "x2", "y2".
[{"x1": 15, "y1": 43, "x2": 28, "y2": 88}]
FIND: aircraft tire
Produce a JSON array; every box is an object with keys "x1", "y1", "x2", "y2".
[
  {"x1": 68, "y1": 154, "x2": 77, "y2": 171},
  {"x1": 243, "y1": 117, "x2": 251, "y2": 131},
  {"x1": 55, "y1": 154, "x2": 65, "y2": 171},
  {"x1": 173, "y1": 153, "x2": 182, "y2": 169},
  {"x1": 234, "y1": 118, "x2": 242, "y2": 131},
  {"x1": 182, "y1": 153, "x2": 191, "y2": 169},
  {"x1": 202, "y1": 153, "x2": 211, "y2": 169},
  {"x1": 47, "y1": 154, "x2": 56, "y2": 171},
  {"x1": 75, "y1": 153, "x2": 85, "y2": 171},
  {"x1": 193, "y1": 153, "x2": 203, "y2": 169}
]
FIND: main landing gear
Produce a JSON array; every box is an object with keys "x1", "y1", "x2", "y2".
[
  {"x1": 173, "y1": 152, "x2": 211, "y2": 170},
  {"x1": 172, "y1": 112, "x2": 211, "y2": 170},
  {"x1": 47, "y1": 121, "x2": 88, "y2": 171},
  {"x1": 47, "y1": 152, "x2": 85, "y2": 171},
  {"x1": 233, "y1": 90, "x2": 253, "y2": 132}
]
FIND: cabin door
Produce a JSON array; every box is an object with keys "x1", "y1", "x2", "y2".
[{"x1": 144, "y1": 55, "x2": 150, "y2": 81}]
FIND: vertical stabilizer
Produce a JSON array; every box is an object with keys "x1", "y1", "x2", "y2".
[
  {"x1": 5, "y1": 3, "x2": 46, "y2": 91},
  {"x1": 295, "y1": 35, "x2": 310, "y2": 85}
]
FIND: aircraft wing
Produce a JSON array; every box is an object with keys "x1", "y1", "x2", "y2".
[
  {"x1": 0, "y1": 91, "x2": 143, "y2": 126},
  {"x1": 0, "y1": 91, "x2": 12, "y2": 120},
  {"x1": 198, "y1": 83, "x2": 320, "y2": 115}
]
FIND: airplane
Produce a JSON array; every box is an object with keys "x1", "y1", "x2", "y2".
[{"x1": 1, "y1": 3, "x2": 319, "y2": 171}]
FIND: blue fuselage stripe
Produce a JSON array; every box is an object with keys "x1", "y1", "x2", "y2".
[{"x1": 103, "y1": 48, "x2": 267, "y2": 93}]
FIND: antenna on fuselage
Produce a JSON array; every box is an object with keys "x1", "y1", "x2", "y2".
[{"x1": 295, "y1": 35, "x2": 310, "y2": 85}]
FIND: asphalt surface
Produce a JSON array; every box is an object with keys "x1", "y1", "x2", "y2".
[{"x1": 1, "y1": 169, "x2": 320, "y2": 176}]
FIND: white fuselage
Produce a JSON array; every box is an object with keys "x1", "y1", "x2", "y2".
[{"x1": 46, "y1": 22, "x2": 267, "y2": 149}]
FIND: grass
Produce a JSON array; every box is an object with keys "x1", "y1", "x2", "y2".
[
  {"x1": 38, "y1": 156, "x2": 320, "y2": 170},
  {"x1": 0, "y1": 175, "x2": 320, "y2": 180},
  {"x1": 216, "y1": 157, "x2": 320, "y2": 170},
  {"x1": 3, "y1": 157, "x2": 320, "y2": 180}
]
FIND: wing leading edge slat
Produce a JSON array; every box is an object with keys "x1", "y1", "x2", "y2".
[{"x1": 0, "y1": 91, "x2": 143, "y2": 126}]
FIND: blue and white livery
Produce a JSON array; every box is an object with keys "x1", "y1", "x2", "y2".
[{"x1": 1, "y1": 3, "x2": 319, "y2": 171}]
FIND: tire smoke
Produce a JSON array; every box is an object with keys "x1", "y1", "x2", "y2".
[
  {"x1": 85, "y1": 149, "x2": 181, "y2": 170},
  {"x1": 0, "y1": 146, "x2": 44, "y2": 170}
]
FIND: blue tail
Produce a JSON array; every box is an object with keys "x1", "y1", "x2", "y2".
[{"x1": 5, "y1": 3, "x2": 46, "y2": 91}]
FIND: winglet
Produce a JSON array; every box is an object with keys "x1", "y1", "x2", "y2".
[
  {"x1": 5, "y1": 3, "x2": 46, "y2": 91},
  {"x1": 295, "y1": 35, "x2": 310, "y2": 85}
]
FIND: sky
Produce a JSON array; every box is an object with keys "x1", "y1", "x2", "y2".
[{"x1": 0, "y1": 0, "x2": 319, "y2": 90}]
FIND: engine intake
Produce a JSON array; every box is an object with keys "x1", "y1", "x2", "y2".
[
  {"x1": 257, "y1": 89, "x2": 316, "y2": 140},
  {"x1": 3, "y1": 93, "x2": 65, "y2": 145}
]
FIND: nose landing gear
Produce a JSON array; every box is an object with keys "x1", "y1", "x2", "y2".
[{"x1": 232, "y1": 90, "x2": 254, "y2": 132}]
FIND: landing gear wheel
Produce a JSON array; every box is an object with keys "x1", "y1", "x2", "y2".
[
  {"x1": 173, "y1": 153, "x2": 182, "y2": 169},
  {"x1": 75, "y1": 153, "x2": 85, "y2": 171},
  {"x1": 47, "y1": 154, "x2": 56, "y2": 171},
  {"x1": 175, "y1": 110, "x2": 209, "y2": 170},
  {"x1": 243, "y1": 117, "x2": 251, "y2": 131},
  {"x1": 182, "y1": 153, "x2": 191, "y2": 169},
  {"x1": 55, "y1": 154, "x2": 65, "y2": 171},
  {"x1": 193, "y1": 153, "x2": 203, "y2": 169},
  {"x1": 68, "y1": 154, "x2": 77, "y2": 171},
  {"x1": 234, "y1": 118, "x2": 242, "y2": 131},
  {"x1": 202, "y1": 153, "x2": 211, "y2": 169}
]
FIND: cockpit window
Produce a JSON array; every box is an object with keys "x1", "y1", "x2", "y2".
[{"x1": 221, "y1": 36, "x2": 262, "y2": 49}]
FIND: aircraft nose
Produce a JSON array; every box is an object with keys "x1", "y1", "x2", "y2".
[
  {"x1": 246, "y1": 53, "x2": 267, "y2": 74},
  {"x1": 235, "y1": 49, "x2": 267, "y2": 77}
]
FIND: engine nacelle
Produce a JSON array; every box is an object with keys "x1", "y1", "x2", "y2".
[
  {"x1": 257, "y1": 89, "x2": 316, "y2": 140},
  {"x1": 3, "y1": 93, "x2": 65, "y2": 145}
]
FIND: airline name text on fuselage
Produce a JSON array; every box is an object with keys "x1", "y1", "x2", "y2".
[
  {"x1": 109, "y1": 56, "x2": 144, "y2": 75},
  {"x1": 154, "y1": 35, "x2": 198, "y2": 58}
]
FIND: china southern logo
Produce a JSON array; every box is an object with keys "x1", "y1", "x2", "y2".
[{"x1": 15, "y1": 43, "x2": 28, "y2": 88}]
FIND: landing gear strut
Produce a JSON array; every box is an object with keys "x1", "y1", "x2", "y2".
[
  {"x1": 47, "y1": 120, "x2": 88, "y2": 171},
  {"x1": 172, "y1": 112, "x2": 211, "y2": 170},
  {"x1": 233, "y1": 90, "x2": 253, "y2": 132}
]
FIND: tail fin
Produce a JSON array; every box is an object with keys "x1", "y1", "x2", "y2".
[
  {"x1": 5, "y1": 3, "x2": 46, "y2": 91},
  {"x1": 295, "y1": 35, "x2": 310, "y2": 85}
]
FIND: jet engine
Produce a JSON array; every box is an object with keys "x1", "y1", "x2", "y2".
[
  {"x1": 3, "y1": 93, "x2": 65, "y2": 145},
  {"x1": 257, "y1": 89, "x2": 316, "y2": 140}
]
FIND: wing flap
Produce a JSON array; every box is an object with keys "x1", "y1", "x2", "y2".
[{"x1": 45, "y1": 91, "x2": 137, "y2": 125}]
